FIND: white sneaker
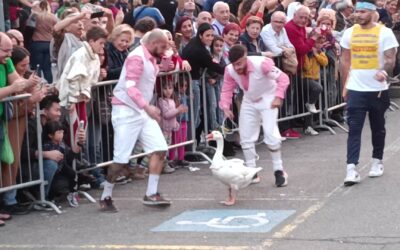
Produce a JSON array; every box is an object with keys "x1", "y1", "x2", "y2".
[
  {"x1": 304, "y1": 126, "x2": 319, "y2": 136},
  {"x1": 344, "y1": 164, "x2": 361, "y2": 186},
  {"x1": 369, "y1": 159, "x2": 384, "y2": 177},
  {"x1": 305, "y1": 103, "x2": 318, "y2": 114},
  {"x1": 162, "y1": 164, "x2": 175, "y2": 174},
  {"x1": 67, "y1": 192, "x2": 79, "y2": 207}
]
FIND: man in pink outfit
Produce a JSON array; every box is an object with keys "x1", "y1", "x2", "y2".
[{"x1": 219, "y1": 44, "x2": 290, "y2": 187}]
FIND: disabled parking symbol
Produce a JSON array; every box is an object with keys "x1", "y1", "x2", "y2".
[{"x1": 152, "y1": 210, "x2": 295, "y2": 233}]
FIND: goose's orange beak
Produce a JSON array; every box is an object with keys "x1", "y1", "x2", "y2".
[{"x1": 206, "y1": 133, "x2": 214, "y2": 141}]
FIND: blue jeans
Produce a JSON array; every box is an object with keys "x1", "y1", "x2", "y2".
[
  {"x1": 192, "y1": 79, "x2": 201, "y2": 129},
  {"x1": 346, "y1": 90, "x2": 390, "y2": 165},
  {"x1": 4, "y1": 20, "x2": 11, "y2": 31},
  {"x1": 30, "y1": 41, "x2": 53, "y2": 83},
  {"x1": 3, "y1": 189, "x2": 17, "y2": 206},
  {"x1": 206, "y1": 80, "x2": 223, "y2": 130},
  {"x1": 43, "y1": 159, "x2": 59, "y2": 198},
  {"x1": 87, "y1": 112, "x2": 106, "y2": 185}
]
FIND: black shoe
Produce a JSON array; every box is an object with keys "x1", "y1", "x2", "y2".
[
  {"x1": 274, "y1": 170, "x2": 288, "y2": 187},
  {"x1": 176, "y1": 160, "x2": 191, "y2": 167},
  {"x1": 142, "y1": 193, "x2": 171, "y2": 207},
  {"x1": 99, "y1": 197, "x2": 118, "y2": 213},
  {"x1": 3, "y1": 204, "x2": 31, "y2": 215}
]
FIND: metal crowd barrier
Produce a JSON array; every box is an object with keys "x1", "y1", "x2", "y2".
[
  {"x1": 196, "y1": 54, "x2": 349, "y2": 142},
  {"x1": 0, "y1": 93, "x2": 61, "y2": 213},
  {"x1": 68, "y1": 70, "x2": 211, "y2": 181}
]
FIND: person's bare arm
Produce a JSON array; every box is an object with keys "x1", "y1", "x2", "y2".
[
  {"x1": 178, "y1": 0, "x2": 185, "y2": 12},
  {"x1": 54, "y1": 12, "x2": 89, "y2": 33},
  {"x1": 340, "y1": 48, "x2": 351, "y2": 99},
  {"x1": 103, "y1": 8, "x2": 115, "y2": 34}
]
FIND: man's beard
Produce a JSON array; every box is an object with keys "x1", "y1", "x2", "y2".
[{"x1": 150, "y1": 48, "x2": 162, "y2": 59}]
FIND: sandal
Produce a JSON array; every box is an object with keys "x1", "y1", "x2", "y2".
[
  {"x1": 0, "y1": 220, "x2": 4, "y2": 227},
  {"x1": 0, "y1": 213, "x2": 11, "y2": 221}
]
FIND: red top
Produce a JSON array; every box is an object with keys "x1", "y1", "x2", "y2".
[{"x1": 285, "y1": 20, "x2": 315, "y2": 68}]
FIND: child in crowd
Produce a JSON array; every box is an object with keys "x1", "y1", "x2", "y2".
[
  {"x1": 157, "y1": 78, "x2": 188, "y2": 169},
  {"x1": 207, "y1": 36, "x2": 226, "y2": 130},
  {"x1": 56, "y1": 26, "x2": 107, "y2": 146},
  {"x1": 170, "y1": 74, "x2": 191, "y2": 167},
  {"x1": 160, "y1": 30, "x2": 191, "y2": 72},
  {"x1": 302, "y1": 36, "x2": 328, "y2": 136},
  {"x1": 42, "y1": 121, "x2": 82, "y2": 207}
]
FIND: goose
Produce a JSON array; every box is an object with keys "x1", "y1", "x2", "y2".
[{"x1": 206, "y1": 131, "x2": 262, "y2": 206}]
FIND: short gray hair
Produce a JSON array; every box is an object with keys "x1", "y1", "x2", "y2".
[{"x1": 213, "y1": 1, "x2": 230, "y2": 13}]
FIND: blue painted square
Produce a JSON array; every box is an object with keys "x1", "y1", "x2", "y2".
[{"x1": 152, "y1": 210, "x2": 296, "y2": 233}]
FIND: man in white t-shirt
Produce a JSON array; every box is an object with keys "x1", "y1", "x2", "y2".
[{"x1": 340, "y1": 0, "x2": 398, "y2": 186}]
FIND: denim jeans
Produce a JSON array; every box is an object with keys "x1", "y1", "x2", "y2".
[
  {"x1": 346, "y1": 90, "x2": 390, "y2": 165},
  {"x1": 192, "y1": 79, "x2": 201, "y2": 129},
  {"x1": 30, "y1": 41, "x2": 53, "y2": 83},
  {"x1": 206, "y1": 81, "x2": 220, "y2": 131},
  {"x1": 43, "y1": 159, "x2": 59, "y2": 198},
  {"x1": 86, "y1": 111, "x2": 106, "y2": 185},
  {"x1": 3, "y1": 189, "x2": 17, "y2": 206},
  {"x1": 4, "y1": 20, "x2": 11, "y2": 31}
]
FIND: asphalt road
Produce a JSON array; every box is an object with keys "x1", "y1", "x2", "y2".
[{"x1": 1, "y1": 103, "x2": 400, "y2": 250}]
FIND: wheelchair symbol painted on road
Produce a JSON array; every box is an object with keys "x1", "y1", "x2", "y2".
[
  {"x1": 176, "y1": 213, "x2": 269, "y2": 229},
  {"x1": 152, "y1": 210, "x2": 296, "y2": 233}
]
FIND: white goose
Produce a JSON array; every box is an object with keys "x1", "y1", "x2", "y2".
[{"x1": 206, "y1": 131, "x2": 262, "y2": 206}]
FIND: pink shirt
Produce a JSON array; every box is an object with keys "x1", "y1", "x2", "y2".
[
  {"x1": 112, "y1": 45, "x2": 159, "y2": 109},
  {"x1": 219, "y1": 57, "x2": 289, "y2": 110}
]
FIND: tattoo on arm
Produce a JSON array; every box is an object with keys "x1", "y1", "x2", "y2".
[{"x1": 383, "y1": 48, "x2": 397, "y2": 77}]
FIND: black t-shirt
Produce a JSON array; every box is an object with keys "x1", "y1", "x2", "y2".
[{"x1": 153, "y1": 0, "x2": 177, "y2": 33}]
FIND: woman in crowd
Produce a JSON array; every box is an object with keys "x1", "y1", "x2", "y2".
[
  {"x1": 379, "y1": 0, "x2": 399, "y2": 28},
  {"x1": 30, "y1": 0, "x2": 58, "y2": 84},
  {"x1": 1, "y1": 46, "x2": 44, "y2": 217},
  {"x1": 106, "y1": 24, "x2": 134, "y2": 80},
  {"x1": 52, "y1": 9, "x2": 87, "y2": 81},
  {"x1": 238, "y1": 16, "x2": 272, "y2": 57},
  {"x1": 222, "y1": 22, "x2": 241, "y2": 64},
  {"x1": 175, "y1": 16, "x2": 194, "y2": 54},
  {"x1": 182, "y1": 23, "x2": 225, "y2": 141}
]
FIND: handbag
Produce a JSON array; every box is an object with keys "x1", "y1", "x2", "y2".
[
  {"x1": 282, "y1": 48, "x2": 298, "y2": 75},
  {"x1": 1, "y1": 122, "x2": 14, "y2": 165}
]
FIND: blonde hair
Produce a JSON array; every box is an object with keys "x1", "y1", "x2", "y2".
[
  {"x1": 108, "y1": 24, "x2": 134, "y2": 44},
  {"x1": 317, "y1": 8, "x2": 337, "y2": 28}
]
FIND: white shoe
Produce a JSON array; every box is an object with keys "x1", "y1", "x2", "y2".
[
  {"x1": 369, "y1": 159, "x2": 384, "y2": 177},
  {"x1": 67, "y1": 192, "x2": 79, "y2": 207},
  {"x1": 305, "y1": 103, "x2": 318, "y2": 114},
  {"x1": 304, "y1": 126, "x2": 319, "y2": 136},
  {"x1": 344, "y1": 164, "x2": 361, "y2": 186}
]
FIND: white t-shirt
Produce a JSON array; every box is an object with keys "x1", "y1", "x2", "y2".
[{"x1": 340, "y1": 24, "x2": 399, "y2": 91}]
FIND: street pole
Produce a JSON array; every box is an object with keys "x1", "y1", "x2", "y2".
[{"x1": 0, "y1": 0, "x2": 4, "y2": 32}]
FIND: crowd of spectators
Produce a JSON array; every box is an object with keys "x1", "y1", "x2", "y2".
[{"x1": 0, "y1": 0, "x2": 400, "y2": 226}]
